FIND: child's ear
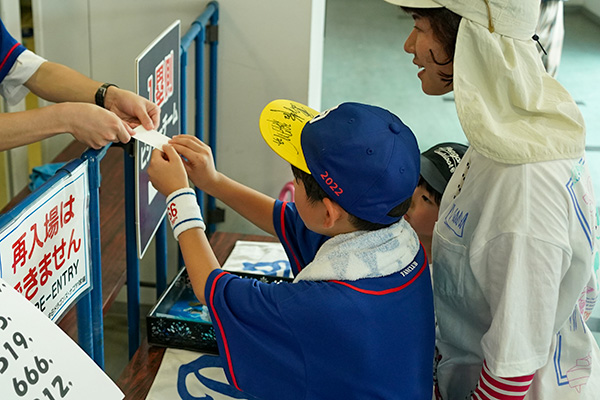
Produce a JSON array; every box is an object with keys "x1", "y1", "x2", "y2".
[{"x1": 321, "y1": 197, "x2": 346, "y2": 229}]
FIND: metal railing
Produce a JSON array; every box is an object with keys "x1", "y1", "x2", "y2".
[
  {"x1": 0, "y1": 145, "x2": 109, "y2": 367},
  {"x1": 123, "y1": 2, "x2": 220, "y2": 358},
  {"x1": 0, "y1": 2, "x2": 221, "y2": 366}
]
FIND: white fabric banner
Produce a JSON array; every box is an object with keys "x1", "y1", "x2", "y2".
[
  {"x1": 221, "y1": 240, "x2": 291, "y2": 277},
  {"x1": 146, "y1": 348, "x2": 259, "y2": 400}
]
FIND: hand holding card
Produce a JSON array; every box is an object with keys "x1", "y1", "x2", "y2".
[{"x1": 132, "y1": 125, "x2": 171, "y2": 151}]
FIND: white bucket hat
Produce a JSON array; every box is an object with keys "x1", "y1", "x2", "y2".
[{"x1": 385, "y1": 0, "x2": 585, "y2": 163}]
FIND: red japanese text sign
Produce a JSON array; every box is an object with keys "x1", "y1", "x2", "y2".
[{"x1": 0, "y1": 162, "x2": 91, "y2": 322}]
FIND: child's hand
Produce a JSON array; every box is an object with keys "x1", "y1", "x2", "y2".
[
  {"x1": 148, "y1": 145, "x2": 190, "y2": 196},
  {"x1": 168, "y1": 135, "x2": 220, "y2": 193}
]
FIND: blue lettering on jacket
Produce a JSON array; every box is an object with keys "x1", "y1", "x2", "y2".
[
  {"x1": 566, "y1": 159, "x2": 596, "y2": 252},
  {"x1": 444, "y1": 204, "x2": 468, "y2": 238}
]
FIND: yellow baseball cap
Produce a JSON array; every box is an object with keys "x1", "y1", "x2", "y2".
[{"x1": 259, "y1": 99, "x2": 318, "y2": 174}]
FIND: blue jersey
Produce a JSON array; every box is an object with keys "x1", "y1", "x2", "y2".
[
  {"x1": 272, "y1": 200, "x2": 329, "y2": 275},
  {"x1": 0, "y1": 19, "x2": 26, "y2": 83},
  {"x1": 204, "y1": 203, "x2": 436, "y2": 399}
]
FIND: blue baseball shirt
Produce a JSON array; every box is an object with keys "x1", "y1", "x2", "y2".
[
  {"x1": 204, "y1": 200, "x2": 436, "y2": 399},
  {"x1": 272, "y1": 200, "x2": 329, "y2": 275},
  {"x1": 0, "y1": 19, "x2": 26, "y2": 83}
]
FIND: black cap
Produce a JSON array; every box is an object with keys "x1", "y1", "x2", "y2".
[{"x1": 420, "y1": 142, "x2": 468, "y2": 195}]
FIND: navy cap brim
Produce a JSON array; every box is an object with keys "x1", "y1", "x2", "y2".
[{"x1": 420, "y1": 155, "x2": 448, "y2": 195}]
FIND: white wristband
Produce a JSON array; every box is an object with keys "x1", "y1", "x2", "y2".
[{"x1": 166, "y1": 188, "x2": 206, "y2": 240}]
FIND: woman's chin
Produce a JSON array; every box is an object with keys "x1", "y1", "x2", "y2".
[{"x1": 421, "y1": 81, "x2": 454, "y2": 96}]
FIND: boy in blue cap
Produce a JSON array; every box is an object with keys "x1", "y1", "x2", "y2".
[{"x1": 148, "y1": 100, "x2": 435, "y2": 400}]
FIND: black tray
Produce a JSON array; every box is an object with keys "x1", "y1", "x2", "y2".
[{"x1": 147, "y1": 267, "x2": 293, "y2": 354}]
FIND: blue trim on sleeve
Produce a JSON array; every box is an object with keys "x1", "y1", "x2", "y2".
[
  {"x1": 0, "y1": 19, "x2": 26, "y2": 83},
  {"x1": 172, "y1": 217, "x2": 204, "y2": 231},
  {"x1": 168, "y1": 191, "x2": 196, "y2": 203}
]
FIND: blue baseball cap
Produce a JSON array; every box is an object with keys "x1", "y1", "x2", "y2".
[{"x1": 260, "y1": 100, "x2": 420, "y2": 225}]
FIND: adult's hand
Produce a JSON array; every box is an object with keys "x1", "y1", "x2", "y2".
[
  {"x1": 20, "y1": 61, "x2": 160, "y2": 149},
  {"x1": 60, "y1": 102, "x2": 134, "y2": 149},
  {"x1": 104, "y1": 86, "x2": 160, "y2": 132}
]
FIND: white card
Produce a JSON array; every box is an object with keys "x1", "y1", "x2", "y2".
[
  {"x1": 132, "y1": 125, "x2": 170, "y2": 150},
  {"x1": 0, "y1": 279, "x2": 124, "y2": 399}
]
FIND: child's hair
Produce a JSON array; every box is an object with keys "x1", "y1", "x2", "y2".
[
  {"x1": 291, "y1": 166, "x2": 411, "y2": 231},
  {"x1": 418, "y1": 176, "x2": 443, "y2": 206},
  {"x1": 402, "y1": 7, "x2": 462, "y2": 86}
]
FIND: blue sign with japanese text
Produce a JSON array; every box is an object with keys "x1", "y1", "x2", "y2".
[{"x1": 135, "y1": 20, "x2": 181, "y2": 258}]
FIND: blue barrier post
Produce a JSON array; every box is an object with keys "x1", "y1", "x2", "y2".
[
  {"x1": 76, "y1": 292, "x2": 94, "y2": 359},
  {"x1": 207, "y1": 4, "x2": 219, "y2": 234},
  {"x1": 180, "y1": 50, "x2": 188, "y2": 136},
  {"x1": 122, "y1": 2, "x2": 220, "y2": 356},
  {"x1": 82, "y1": 145, "x2": 111, "y2": 368},
  {"x1": 194, "y1": 25, "x2": 205, "y2": 145},
  {"x1": 181, "y1": 1, "x2": 219, "y2": 234},
  {"x1": 123, "y1": 146, "x2": 140, "y2": 358},
  {"x1": 155, "y1": 219, "x2": 168, "y2": 297},
  {"x1": 194, "y1": 20, "x2": 206, "y2": 218},
  {"x1": 179, "y1": 47, "x2": 190, "y2": 270}
]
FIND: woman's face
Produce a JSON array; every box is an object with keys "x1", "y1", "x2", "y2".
[{"x1": 403, "y1": 13, "x2": 454, "y2": 96}]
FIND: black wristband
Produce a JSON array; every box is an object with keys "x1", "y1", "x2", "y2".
[{"x1": 94, "y1": 83, "x2": 118, "y2": 108}]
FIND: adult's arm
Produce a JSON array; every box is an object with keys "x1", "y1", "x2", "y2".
[{"x1": 0, "y1": 61, "x2": 160, "y2": 150}]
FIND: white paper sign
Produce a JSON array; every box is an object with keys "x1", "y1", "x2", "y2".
[
  {"x1": 132, "y1": 125, "x2": 170, "y2": 151},
  {"x1": 0, "y1": 162, "x2": 91, "y2": 321},
  {"x1": 0, "y1": 278, "x2": 124, "y2": 399},
  {"x1": 221, "y1": 240, "x2": 291, "y2": 277}
]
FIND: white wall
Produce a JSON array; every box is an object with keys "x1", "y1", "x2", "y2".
[
  {"x1": 31, "y1": 0, "x2": 325, "y2": 237},
  {"x1": 214, "y1": 0, "x2": 325, "y2": 234},
  {"x1": 27, "y1": 0, "x2": 324, "y2": 304},
  {"x1": 32, "y1": 0, "x2": 89, "y2": 163},
  {"x1": 568, "y1": 0, "x2": 600, "y2": 20},
  {"x1": 583, "y1": 0, "x2": 600, "y2": 19}
]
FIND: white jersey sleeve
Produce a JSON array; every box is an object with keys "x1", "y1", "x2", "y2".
[{"x1": 0, "y1": 49, "x2": 46, "y2": 105}]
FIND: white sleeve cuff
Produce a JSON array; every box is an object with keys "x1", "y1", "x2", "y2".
[
  {"x1": 166, "y1": 188, "x2": 206, "y2": 240},
  {"x1": 0, "y1": 50, "x2": 47, "y2": 105}
]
